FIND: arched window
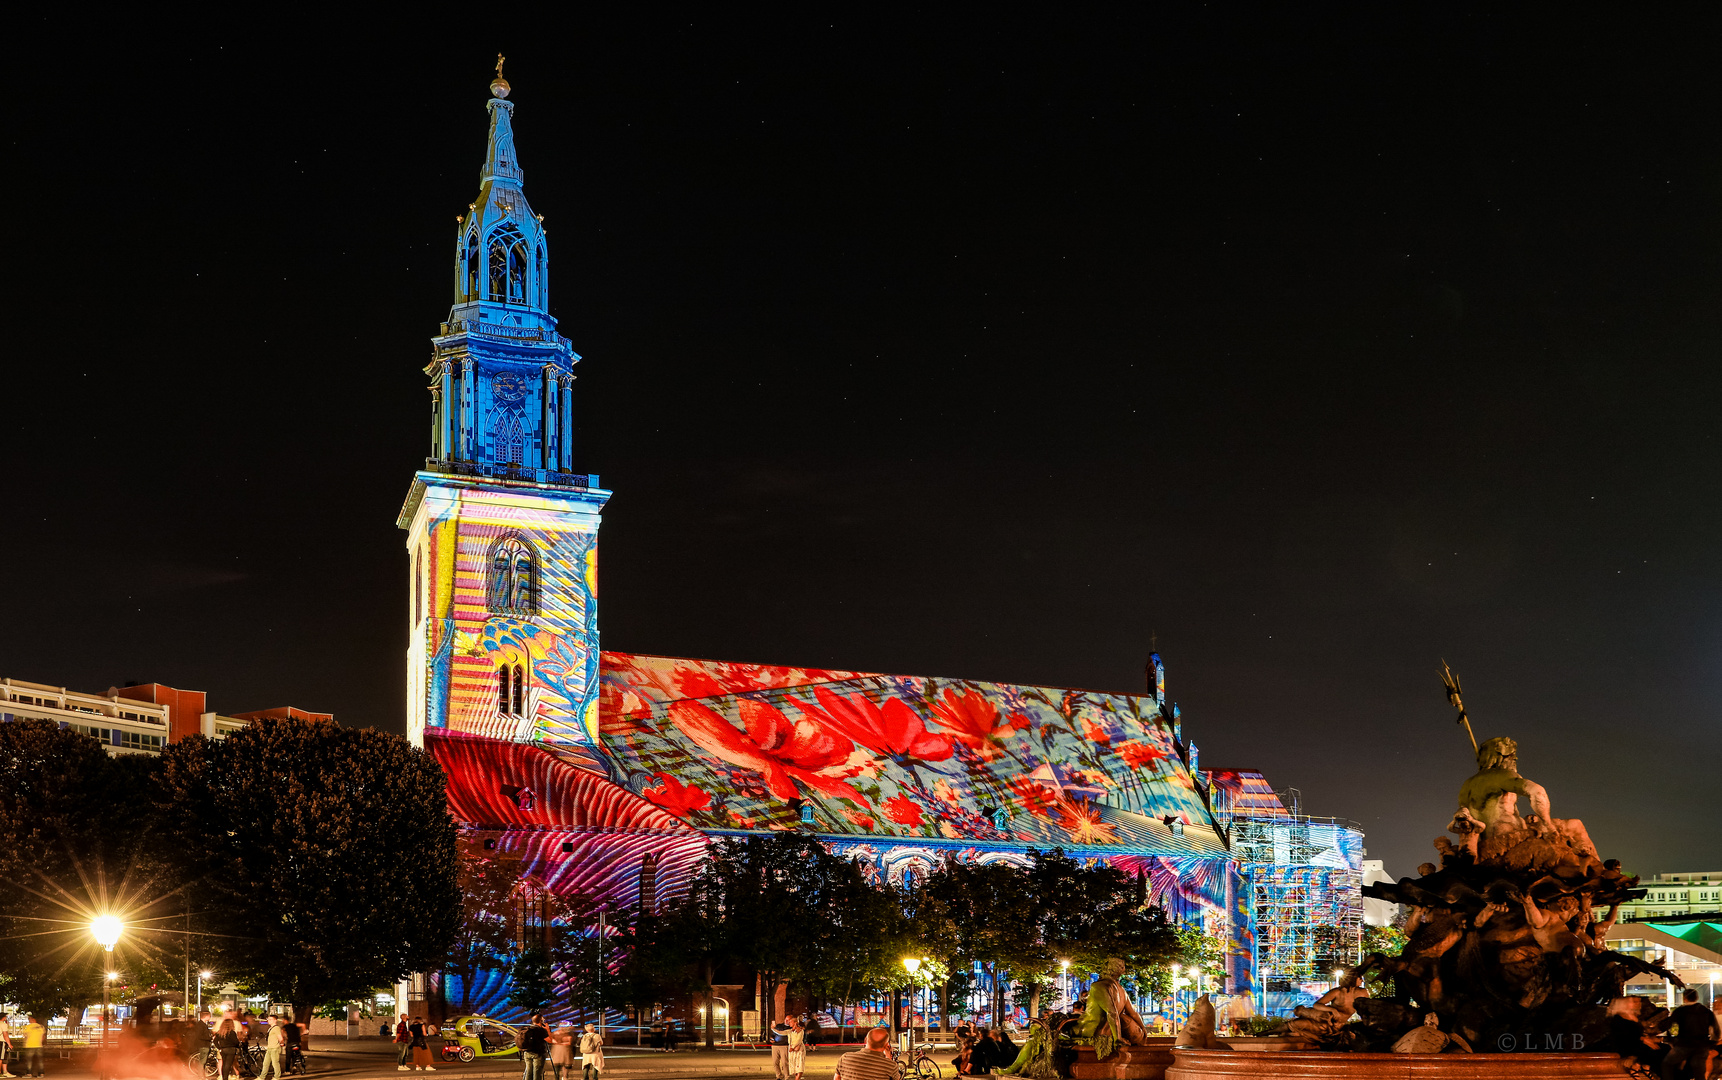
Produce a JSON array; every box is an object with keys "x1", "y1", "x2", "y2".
[
  {"x1": 497, "y1": 665, "x2": 511, "y2": 714},
  {"x1": 487, "y1": 536, "x2": 536, "y2": 615},
  {"x1": 464, "y1": 229, "x2": 480, "y2": 301},
  {"x1": 488, "y1": 224, "x2": 529, "y2": 304},
  {"x1": 512, "y1": 663, "x2": 525, "y2": 715},
  {"x1": 535, "y1": 245, "x2": 546, "y2": 307}
]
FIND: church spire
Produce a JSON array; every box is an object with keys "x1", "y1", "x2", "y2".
[
  {"x1": 482, "y1": 54, "x2": 524, "y2": 187},
  {"x1": 416, "y1": 64, "x2": 582, "y2": 483}
]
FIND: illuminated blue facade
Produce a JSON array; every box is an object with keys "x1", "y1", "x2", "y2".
[{"x1": 424, "y1": 71, "x2": 583, "y2": 484}]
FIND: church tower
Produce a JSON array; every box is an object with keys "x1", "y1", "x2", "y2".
[{"x1": 398, "y1": 65, "x2": 609, "y2": 765}]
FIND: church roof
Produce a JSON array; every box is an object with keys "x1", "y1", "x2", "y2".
[{"x1": 594, "y1": 651, "x2": 1229, "y2": 857}]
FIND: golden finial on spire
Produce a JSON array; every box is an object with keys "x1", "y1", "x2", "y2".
[
  {"x1": 490, "y1": 53, "x2": 511, "y2": 99},
  {"x1": 496, "y1": 53, "x2": 506, "y2": 78}
]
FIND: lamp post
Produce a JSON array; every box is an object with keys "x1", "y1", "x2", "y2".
[
  {"x1": 199, "y1": 971, "x2": 212, "y2": 1015},
  {"x1": 902, "y1": 958, "x2": 921, "y2": 1048},
  {"x1": 1710, "y1": 970, "x2": 1718, "y2": 1008},
  {"x1": 91, "y1": 916, "x2": 123, "y2": 1076},
  {"x1": 1060, "y1": 959, "x2": 1070, "y2": 1008}
]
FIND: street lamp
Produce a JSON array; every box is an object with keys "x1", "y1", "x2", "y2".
[
  {"x1": 902, "y1": 958, "x2": 923, "y2": 1045},
  {"x1": 1710, "y1": 970, "x2": 1718, "y2": 1008},
  {"x1": 91, "y1": 916, "x2": 123, "y2": 1075},
  {"x1": 199, "y1": 971, "x2": 212, "y2": 1015},
  {"x1": 1060, "y1": 959, "x2": 1070, "y2": 1008}
]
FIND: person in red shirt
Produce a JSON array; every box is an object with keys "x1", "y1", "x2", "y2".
[{"x1": 395, "y1": 1016, "x2": 413, "y2": 1071}]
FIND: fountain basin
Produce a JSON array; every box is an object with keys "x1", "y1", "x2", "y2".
[{"x1": 1164, "y1": 1048, "x2": 1625, "y2": 1079}]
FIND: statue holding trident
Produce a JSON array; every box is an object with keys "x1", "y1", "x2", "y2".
[{"x1": 1436, "y1": 664, "x2": 1601, "y2": 877}]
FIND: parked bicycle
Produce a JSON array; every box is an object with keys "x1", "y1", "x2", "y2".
[{"x1": 897, "y1": 1041, "x2": 943, "y2": 1080}]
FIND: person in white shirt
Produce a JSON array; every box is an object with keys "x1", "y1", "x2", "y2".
[{"x1": 257, "y1": 1017, "x2": 287, "y2": 1080}]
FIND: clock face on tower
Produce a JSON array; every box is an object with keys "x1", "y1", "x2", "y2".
[{"x1": 491, "y1": 371, "x2": 528, "y2": 406}]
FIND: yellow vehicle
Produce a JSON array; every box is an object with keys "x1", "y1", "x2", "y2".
[{"x1": 439, "y1": 1016, "x2": 521, "y2": 1063}]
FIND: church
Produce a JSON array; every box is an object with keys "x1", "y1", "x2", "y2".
[{"x1": 396, "y1": 69, "x2": 1363, "y2": 1023}]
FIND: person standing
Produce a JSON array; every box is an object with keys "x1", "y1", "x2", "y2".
[
  {"x1": 833, "y1": 1027, "x2": 897, "y2": 1080},
  {"x1": 0, "y1": 1012, "x2": 14, "y2": 1079},
  {"x1": 409, "y1": 1016, "x2": 435, "y2": 1072},
  {"x1": 1663, "y1": 988, "x2": 1719, "y2": 1080},
  {"x1": 520, "y1": 1014, "x2": 550, "y2": 1080},
  {"x1": 256, "y1": 1017, "x2": 287, "y2": 1080},
  {"x1": 768, "y1": 1017, "x2": 793, "y2": 1080},
  {"x1": 17, "y1": 1018, "x2": 43, "y2": 1080},
  {"x1": 214, "y1": 1010, "x2": 243, "y2": 1080},
  {"x1": 787, "y1": 1017, "x2": 807, "y2": 1080},
  {"x1": 578, "y1": 1024, "x2": 605, "y2": 1080},
  {"x1": 395, "y1": 1015, "x2": 413, "y2": 1070},
  {"x1": 550, "y1": 1022, "x2": 576, "y2": 1080}
]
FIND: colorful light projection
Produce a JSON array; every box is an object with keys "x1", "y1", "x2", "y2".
[
  {"x1": 405, "y1": 480, "x2": 606, "y2": 767},
  {"x1": 595, "y1": 652, "x2": 1224, "y2": 855}
]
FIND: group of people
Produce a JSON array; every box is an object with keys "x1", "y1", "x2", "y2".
[
  {"x1": 518, "y1": 1016, "x2": 606, "y2": 1080},
  {"x1": 951, "y1": 1021, "x2": 1019, "y2": 1076},
  {"x1": 211, "y1": 1006, "x2": 304, "y2": 1080},
  {"x1": 0, "y1": 1013, "x2": 46, "y2": 1078},
  {"x1": 766, "y1": 1015, "x2": 810, "y2": 1080}
]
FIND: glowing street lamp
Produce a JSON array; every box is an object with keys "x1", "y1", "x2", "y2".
[
  {"x1": 901, "y1": 957, "x2": 924, "y2": 1040},
  {"x1": 91, "y1": 917, "x2": 123, "y2": 1077},
  {"x1": 199, "y1": 971, "x2": 213, "y2": 1014},
  {"x1": 92, "y1": 916, "x2": 123, "y2": 951}
]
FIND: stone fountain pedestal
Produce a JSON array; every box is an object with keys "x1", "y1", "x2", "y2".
[
  {"x1": 1070, "y1": 1038, "x2": 1177, "y2": 1080},
  {"x1": 1164, "y1": 1048, "x2": 1627, "y2": 1079}
]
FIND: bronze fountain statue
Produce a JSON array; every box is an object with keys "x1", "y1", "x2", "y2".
[{"x1": 1287, "y1": 664, "x2": 1679, "y2": 1062}]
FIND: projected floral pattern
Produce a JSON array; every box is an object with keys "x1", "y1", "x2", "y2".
[{"x1": 596, "y1": 653, "x2": 1222, "y2": 852}]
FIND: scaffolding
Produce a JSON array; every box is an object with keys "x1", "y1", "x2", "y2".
[{"x1": 1228, "y1": 789, "x2": 1363, "y2": 1007}]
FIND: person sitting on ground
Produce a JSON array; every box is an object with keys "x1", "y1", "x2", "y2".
[
  {"x1": 834, "y1": 1027, "x2": 898, "y2": 1080},
  {"x1": 1662, "y1": 989, "x2": 1719, "y2": 1080}
]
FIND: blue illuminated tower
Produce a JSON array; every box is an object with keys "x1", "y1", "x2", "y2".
[{"x1": 399, "y1": 67, "x2": 611, "y2": 761}]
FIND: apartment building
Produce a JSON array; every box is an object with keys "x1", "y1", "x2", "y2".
[{"x1": 0, "y1": 677, "x2": 323, "y2": 755}]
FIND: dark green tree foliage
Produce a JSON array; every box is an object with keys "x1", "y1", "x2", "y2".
[
  {"x1": 154, "y1": 718, "x2": 459, "y2": 1022},
  {"x1": 446, "y1": 848, "x2": 527, "y2": 1014},
  {"x1": 508, "y1": 945, "x2": 556, "y2": 1013},
  {"x1": 0, "y1": 721, "x2": 156, "y2": 1020}
]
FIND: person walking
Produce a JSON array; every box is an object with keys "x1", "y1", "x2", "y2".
[
  {"x1": 768, "y1": 1016, "x2": 793, "y2": 1080},
  {"x1": 550, "y1": 1022, "x2": 576, "y2": 1080},
  {"x1": 409, "y1": 1016, "x2": 435, "y2": 1072},
  {"x1": 0, "y1": 1011, "x2": 14, "y2": 1079},
  {"x1": 520, "y1": 1014, "x2": 550, "y2": 1080},
  {"x1": 787, "y1": 1017, "x2": 807, "y2": 1080},
  {"x1": 578, "y1": 1024, "x2": 605, "y2": 1080},
  {"x1": 1663, "y1": 988, "x2": 1720, "y2": 1080},
  {"x1": 256, "y1": 1017, "x2": 287, "y2": 1080},
  {"x1": 394, "y1": 1015, "x2": 413, "y2": 1070},
  {"x1": 214, "y1": 1009, "x2": 244, "y2": 1080},
  {"x1": 833, "y1": 1027, "x2": 897, "y2": 1080},
  {"x1": 17, "y1": 1018, "x2": 43, "y2": 1080}
]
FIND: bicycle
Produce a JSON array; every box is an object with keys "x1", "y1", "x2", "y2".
[
  {"x1": 186, "y1": 1047, "x2": 219, "y2": 1079},
  {"x1": 897, "y1": 1042, "x2": 942, "y2": 1080}
]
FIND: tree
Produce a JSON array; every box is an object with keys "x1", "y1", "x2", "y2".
[
  {"x1": 446, "y1": 848, "x2": 526, "y2": 1014},
  {"x1": 509, "y1": 945, "x2": 556, "y2": 1013},
  {"x1": 0, "y1": 721, "x2": 161, "y2": 1025},
  {"x1": 153, "y1": 718, "x2": 460, "y2": 1024}
]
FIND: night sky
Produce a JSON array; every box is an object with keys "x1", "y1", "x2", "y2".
[{"x1": 6, "y1": 10, "x2": 1719, "y2": 880}]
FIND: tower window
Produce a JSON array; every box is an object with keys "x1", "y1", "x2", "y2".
[
  {"x1": 487, "y1": 536, "x2": 536, "y2": 615},
  {"x1": 512, "y1": 662, "x2": 525, "y2": 715},
  {"x1": 464, "y1": 229, "x2": 480, "y2": 302},
  {"x1": 497, "y1": 665, "x2": 511, "y2": 714},
  {"x1": 488, "y1": 224, "x2": 529, "y2": 304}
]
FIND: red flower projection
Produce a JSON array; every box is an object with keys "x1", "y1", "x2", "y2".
[
  {"x1": 930, "y1": 689, "x2": 1028, "y2": 761},
  {"x1": 1080, "y1": 719, "x2": 1112, "y2": 746},
  {"x1": 668, "y1": 697, "x2": 869, "y2": 805},
  {"x1": 1008, "y1": 775, "x2": 1060, "y2": 819},
  {"x1": 640, "y1": 772, "x2": 711, "y2": 818},
  {"x1": 1119, "y1": 740, "x2": 1168, "y2": 770},
  {"x1": 796, "y1": 686, "x2": 954, "y2": 762},
  {"x1": 883, "y1": 796, "x2": 926, "y2": 828}
]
